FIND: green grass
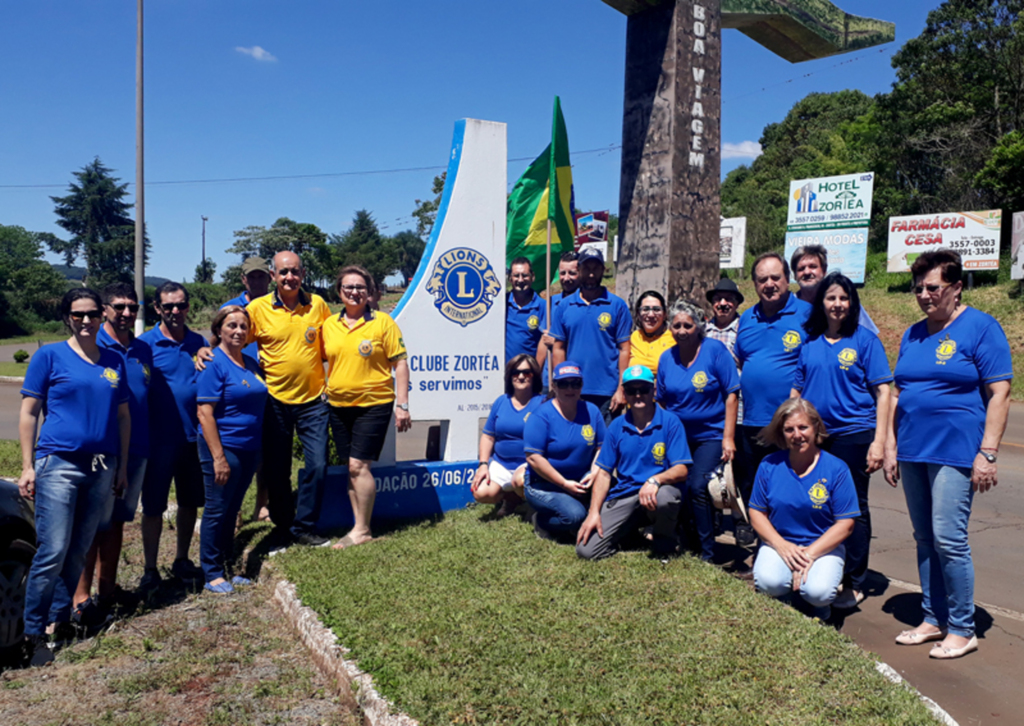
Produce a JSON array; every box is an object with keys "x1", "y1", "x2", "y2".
[
  {"x1": 0, "y1": 439, "x2": 21, "y2": 478},
  {"x1": 0, "y1": 331, "x2": 66, "y2": 346},
  {"x1": 278, "y1": 508, "x2": 933, "y2": 726},
  {"x1": 0, "y1": 361, "x2": 30, "y2": 377}
]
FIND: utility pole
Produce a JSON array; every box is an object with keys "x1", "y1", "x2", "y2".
[
  {"x1": 201, "y1": 216, "x2": 208, "y2": 282},
  {"x1": 134, "y1": 0, "x2": 145, "y2": 335}
]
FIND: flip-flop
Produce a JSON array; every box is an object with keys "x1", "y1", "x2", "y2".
[{"x1": 332, "y1": 534, "x2": 378, "y2": 550}]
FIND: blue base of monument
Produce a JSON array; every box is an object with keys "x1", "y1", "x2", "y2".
[{"x1": 314, "y1": 460, "x2": 478, "y2": 531}]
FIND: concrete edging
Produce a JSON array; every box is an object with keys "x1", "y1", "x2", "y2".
[
  {"x1": 874, "y1": 661, "x2": 960, "y2": 726},
  {"x1": 0, "y1": 375, "x2": 25, "y2": 383}
]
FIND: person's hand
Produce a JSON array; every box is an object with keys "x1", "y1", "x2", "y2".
[
  {"x1": 195, "y1": 347, "x2": 214, "y2": 371},
  {"x1": 541, "y1": 331, "x2": 555, "y2": 349},
  {"x1": 214, "y1": 455, "x2": 231, "y2": 487},
  {"x1": 395, "y1": 406, "x2": 412, "y2": 432},
  {"x1": 638, "y1": 479, "x2": 659, "y2": 511},
  {"x1": 721, "y1": 437, "x2": 736, "y2": 463},
  {"x1": 971, "y1": 453, "x2": 998, "y2": 493},
  {"x1": 577, "y1": 511, "x2": 603, "y2": 546},
  {"x1": 610, "y1": 387, "x2": 627, "y2": 412},
  {"x1": 883, "y1": 445, "x2": 900, "y2": 487},
  {"x1": 774, "y1": 540, "x2": 812, "y2": 573},
  {"x1": 17, "y1": 467, "x2": 35, "y2": 501},
  {"x1": 791, "y1": 548, "x2": 817, "y2": 589},
  {"x1": 114, "y1": 466, "x2": 128, "y2": 496},
  {"x1": 561, "y1": 479, "x2": 589, "y2": 496},
  {"x1": 866, "y1": 441, "x2": 884, "y2": 474},
  {"x1": 471, "y1": 463, "x2": 489, "y2": 493}
]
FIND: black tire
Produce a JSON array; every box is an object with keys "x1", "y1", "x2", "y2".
[{"x1": 0, "y1": 539, "x2": 36, "y2": 655}]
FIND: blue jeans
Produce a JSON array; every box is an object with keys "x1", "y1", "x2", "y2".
[
  {"x1": 683, "y1": 438, "x2": 722, "y2": 561},
  {"x1": 822, "y1": 430, "x2": 873, "y2": 591},
  {"x1": 263, "y1": 396, "x2": 329, "y2": 537},
  {"x1": 524, "y1": 480, "x2": 589, "y2": 538},
  {"x1": 900, "y1": 461, "x2": 976, "y2": 637},
  {"x1": 198, "y1": 439, "x2": 259, "y2": 582},
  {"x1": 754, "y1": 543, "x2": 845, "y2": 619},
  {"x1": 24, "y1": 453, "x2": 116, "y2": 635}
]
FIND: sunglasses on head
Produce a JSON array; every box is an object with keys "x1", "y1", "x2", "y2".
[
  {"x1": 160, "y1": 302, "x2": 189, "y2": 313},
  {"x1": 68, "y1": 309, "x2": 102, "y2": 322},
  {"x1": 555, "y1": 379, "x2": 583, "y2": 390},
  {"x1": 108, "y1": 302, "x2": 140, "y2": 314},
  {"x1": 624, "y1": 384, "x2": 653, "y2": 396}
]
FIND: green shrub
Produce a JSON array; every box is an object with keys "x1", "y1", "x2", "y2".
[{"x1": 13, "y1": 350, "x2": 29, "y2": 364}]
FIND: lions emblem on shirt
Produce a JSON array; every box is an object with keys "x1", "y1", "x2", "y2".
[
  {"x1": 691, "y1": 371, "x2": 709, "y2": 392},
  {"x1": 782, "y1": 330, "x2": 802, "y2": 352},
  {"x1": 424, "y1": 247, "x2": 501, "y2": 328},
  {"x1": 142, "y1": 364, "x2": 151, "y2": 383},
  {"x1": 358, "y1": 340, "x2": 373, "y2": 358},
  {"x1": 598, "y1": 312, "x2": 613, "y2": 331},
  {"x1": 652, "y1": 442, "x2": 666, "y2": 465},
  {"x1": 527, "y1": 315, "x2": 540, "y2": 331},
  {"x1": 808, "y1": 480, "x2": 829, "y2": 509},
  {"x1": 101, "y1": 368, "x2": 120, "y2": 387},
  {"x1": 305, "y1": 327, "x2": 318, "y2": 345},
  {"x1": 838, "y1": 348, "x2": 858, "y2": 370},
  {"x1": 936, "y1": 335, "x2": 956, "y2": 363},
  {"x1": 581, "y1": 425, "x2": 596, "y2": 445}
]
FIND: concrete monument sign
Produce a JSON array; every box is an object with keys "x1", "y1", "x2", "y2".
[
  {"x1": 317, "y1": 119, "x2": 507, "y2": 529},
  {"x1": 604, "y1": 0, "x2": 894, "y2": 307}
]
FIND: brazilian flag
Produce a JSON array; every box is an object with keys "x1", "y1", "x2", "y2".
[{"x1": 506, "y1": 97, "x2": 577, "y2": 292}]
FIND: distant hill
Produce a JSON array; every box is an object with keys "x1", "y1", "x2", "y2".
[{"x1": 53, "y1": 264, "x2": 171, "y2": 289}]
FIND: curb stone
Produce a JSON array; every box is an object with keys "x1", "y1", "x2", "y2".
[
  {"x1": 0, "y1": 375, "x2": 25, "y2": 383},
  {"x1": 874, "y1": 661, "x2": 960, "y2": 726}
]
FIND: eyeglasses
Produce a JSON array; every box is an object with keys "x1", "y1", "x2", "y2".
[
  {"x1": 69, "y1": 310, "x2": 102, "y2": 322},
  {"x1": 554, "y1": 379, "x2": 583, "y2": 390},
  {"x1": 639, "y1": 306, "x2": 663, "y2": 314},
  {"x1": 512, "y1": 369, "x2": 534, "y2": 379},
  {"x1": 108, "y1": 302, "x2": 140, "y2": 314},
  {"x1": 624, "y1": 385, "x2": 653, "y2": 396},
  {"x1": 277, "y1": 267, "x2": 302, "y2": 278},
  {"x1": 340, "y1": 285, "x2": 368, "y2": 293},
  {"x1": 160, "y1": 302, "x2": 189, "y2": 313},
  {"x1": 912, "y1": 283, "x2": 953, "y2": 296}
]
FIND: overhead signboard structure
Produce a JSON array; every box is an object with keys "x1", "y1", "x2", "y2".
[
  {"x1": 1011, "y1": 212, "x2": 1023, "y2": 281},
  {"x1": 318, "y1": 119, "x2": 507, "y2": 530},
  {"x1": 887, "y1": 210, "x2": 1003, "y2": 273},
  {"x1": 601, "y1": 0, "x2": 894, "y2": 307},
  {"x1": 784, "y1": 172, "x2": 874, "y2": 283},
  {"x1": 719, "y1": 217, "x2": 746, "y2": 269}
]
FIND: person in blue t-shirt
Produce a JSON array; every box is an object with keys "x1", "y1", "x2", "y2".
[
  {"x1": 540, "y1": 251, "x2": 580, "y2": 390},
  {"x1": 550, "y1": 247, "x2": 631, "y2": 423},
  {"x1": 792, "y1": 272, "x2": 892, "y2": 610},
  {"x1": 884, "y1": 250, "x2": 1012, "y2": 660},
  {"x1": 137, "y1": 282, "x2": 208, "y2": 591},
  {"x1": 656, "y1": 299, "x2": 740, "y2": 561},
  {"x1": 196, "y1": 306, "x2": 268, "y2": 594},
  {"x1": 790, "y1": 244, "x2": 879, "y2": 335},
  {"x1": 472, "y1": 354, "x2": 544, "y2": 518},
  {"x1": 749, "y1": 398, "x2": 859, "y2": 620},
  {"x1": 733, "y1": 252, "x2": 812, "y2": 547},
  {"x1": 577, "y1": 365, "x2": 691, "y2": 560},
  {"x1": 17, "y1": 289, "x2": 130, "y2": 665},
  {"x1": 523, "y1": 361, "x2": 606, "y2": 541},
  {"x1": 505, "y1": 258, "x2": 547, "y2": 367}
]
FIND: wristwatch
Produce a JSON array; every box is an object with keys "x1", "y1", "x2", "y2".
[
  {"x1": 396, "y1": 403, "x2": 409, "y2": 411},
  {"x1": 645, "y1": 476, "x2": 662, "y2": 489},
  {"x1": 979, "y1": 450, "x2": 997, "y2": 463}
]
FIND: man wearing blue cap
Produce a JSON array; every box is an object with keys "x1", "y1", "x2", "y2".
[
  {"x1": 576, "y1": 365, "x2": 691, "y2": 560},
  {"x1": 550, "y1": 247, "x2": 631, "y2": 423}
]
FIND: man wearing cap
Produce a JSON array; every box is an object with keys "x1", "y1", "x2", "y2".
[
  {"x1": 540, "y1": 251, "x2": 581, "y2": 390},
  {"x1": 550, "y1": 247, "x2": 631, "y2": 422},
  {"x1": 222, "y1": 256, "x2": 272, "y2": 365},
  {"x1": 704, "y1": 279, "x2": 743, "y2": 360},
  {"x1": 576, "y1": 365, "x2": 691, "y2": 560},
  {"x1": 790, "y1": 244, "x2": 878, "y2": 335},
  {"x1": 505, "y1": 257, "x2": 546, "y2": 366}
]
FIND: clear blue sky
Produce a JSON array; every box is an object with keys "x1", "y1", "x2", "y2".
[{"x1": 0, "y1": 1, "x2": 940, "y2": 283}]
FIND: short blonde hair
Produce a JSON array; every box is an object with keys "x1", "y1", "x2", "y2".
[{"x1": 757, "y1": 397, "x2": 828, "y2": 449}]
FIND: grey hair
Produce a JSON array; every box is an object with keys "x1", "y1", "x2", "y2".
[{"x1": 668, "y1": 299, "x2": 706, "y2": 339}]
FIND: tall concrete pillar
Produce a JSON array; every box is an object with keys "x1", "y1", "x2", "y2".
[{"x1": 616, "y1": 0, "x2": 721, "y2": 309}]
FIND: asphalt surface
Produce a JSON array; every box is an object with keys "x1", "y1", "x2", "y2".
[{"x1": 2, "y1": 369, "x2": 1022, "y2": 723}]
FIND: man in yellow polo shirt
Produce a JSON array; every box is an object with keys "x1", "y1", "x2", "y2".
[{"x1": 246, "y1": 251, "x2": 332, "y2": 547}]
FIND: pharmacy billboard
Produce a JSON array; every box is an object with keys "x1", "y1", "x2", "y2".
[{"x1": 887, "y1": 210, "x2": 1002, "y2": 272}]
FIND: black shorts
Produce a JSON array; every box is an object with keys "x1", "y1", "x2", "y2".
[
  {"x1": 328, "y1": 402, "x2": 394, "y2": 462},
  {"x1": 142, "y1": 439, "x2": 205, "y2": 515}
]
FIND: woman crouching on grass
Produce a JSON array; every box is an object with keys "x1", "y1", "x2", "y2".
[
  {"x1": 748, "y1": 397, "x2": 859, "y2": 620},
  {"x1": 197, "y1": 306, "x2": 267, "y2": 594},
  {"x1": 471, "y1": 354, "x2": 544, "y2": 517}
]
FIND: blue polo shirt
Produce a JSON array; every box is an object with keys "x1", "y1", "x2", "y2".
[
  {"x1": 21, "y1": 342, "x2": 129, "y2": 459},
  {"x1": 748, "y1": 450, "x2": 860, "y2": 547},
  {"x1": 656, "y1": 338, "x2": 740, "y2": 442},
  {"x1": 550, "y1": 288, "x2": 632, "y2": 397},
  {"x1": 505, "y1": 292, "x2": 546, "y2": 364},
  {"x1": 894, "y1": 308, "x2": 1013, "y2": 469},
  {"x1": 98, "y1": 327, "x2": 152, "y2": 458},
  {"x1": 483, "y1": 393, "x2": 545, "y2": 469},
  {"x1": 221, "y1": 291, "x2": 259, "y2": 364},
  {"x1": 794, "y1": 327, "x2": 892, "y2": 437},
  {"x1": 197, "y1": 348, "x2": 268, "y2": 451},
  {"x1": 139, "y1": 326, "x2": 207, "y2": 443},
  {"x1": 735, "y1": 294, "x2": 813, "y2": 427},
  {"x1": 595, "y1": 405, "x2": 692, "y2": 500},
  {"x1": 524, "y1": 399, "x2": 606, "y2": 487}
]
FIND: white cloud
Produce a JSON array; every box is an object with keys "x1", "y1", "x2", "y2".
[
  {"x1": 722, "y1": 141, "x2": 763, "y2": 159},
  {"x1": 235, "y1": 46, "x2": 278, "y2": 62}
]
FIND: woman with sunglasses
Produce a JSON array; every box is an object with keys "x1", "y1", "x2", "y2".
[
  {"x1": 791, "y1": 272, "x2": 892, "y2": 611},
  {"x1": 655, "y1": 299, "x2": 739, "y2": 561},
  {"x1": 17, "y1": 288, "x2": 130, "y2": 666},
  {"x1": 523, "y1": 361, "x2": 606, "y2": 541},
  {"x1": 884, "y1": 249, "x2": 1012, "y2": 660},
  {"x1": 628, "y1": 290, "x2": 674, "y2": 379},
  {"x1": 322, "y1": 265, "x2": 411, "y2": 550},
  {"x1": 472, "y1": 354, "x2": 543, "y2": 517}
]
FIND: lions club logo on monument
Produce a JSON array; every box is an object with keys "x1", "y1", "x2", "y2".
[{"x1": 425, "y1": 247, "x2": 501, "y2": 327}]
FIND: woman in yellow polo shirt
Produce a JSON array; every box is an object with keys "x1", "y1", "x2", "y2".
[
  {"x1": 321, "y1": 265, "x2": 411, "y2": 550},
  {"x1": 628, "y1": 290, "x2": 674, "y2": 378}
]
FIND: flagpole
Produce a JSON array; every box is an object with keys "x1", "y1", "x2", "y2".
[{"x1": 546, "y1": 218, "x2": 553, "y2": 384}]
